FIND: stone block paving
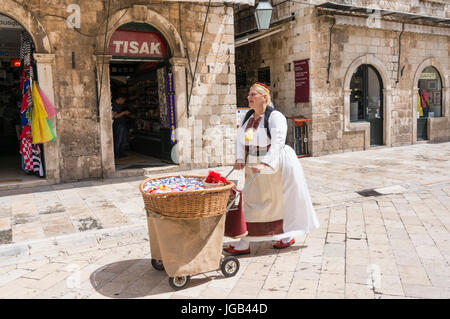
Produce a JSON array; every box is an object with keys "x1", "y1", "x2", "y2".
[{"x1": 0, "y1": 142, "x2": 449, "y2": 299}]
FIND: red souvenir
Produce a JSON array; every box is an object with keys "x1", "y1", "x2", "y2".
[{"x1": 205, "y1": 171, "x2": 228, "y2": 184}]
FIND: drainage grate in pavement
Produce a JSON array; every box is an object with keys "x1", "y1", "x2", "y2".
[
  {"x1": 0, "y1": 229, "x2": 12, "y2": 245},
  {"x1": 356, "y1": 189, "x2": 383, "y2": 197}
]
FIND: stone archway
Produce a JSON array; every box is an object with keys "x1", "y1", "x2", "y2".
[
  {"x1": 0, "y1": 0, "x2": 52, "y2": 54},
  {"x1": 343, "y1": 54, "x2": 392, "y2": 149},
  {"x1": 95, "y1": 5, "x2": 185, "y2": 59},
  {"x1": 94, "y1": 5, "x2": 188, "y2": 177},
  {"x1": 0, "y1": 3, "x2": 61, "y2": 184},
  {"x1": 412, "y1": 57, "x2": 449, "y2": 143}
]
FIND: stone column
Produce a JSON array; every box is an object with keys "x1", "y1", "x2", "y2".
[
  {"x1": 169, "y1": 57, "x2": 189, "y2": 169},
  {"x1": 343, "y1": 88, "x2": 370, "y2": 149},
  {"x1": 95, "y1": 55, "x2": 115, "y2": 178},
  {"x1": 428, "y1": 86, "x2": 449, "y2": 142},
  {"x1": 383, "y1": 89, "x2": 392, "y2": 147},
  {"x1": 412, "y1": 86, "x2": 418, "y2": 144},
  {"x1": 443, "y1": 87, "x2": 449, "y2": 118},
  {"x1": 34, "y1": 53, "x2": 61, "y2": 183},
  {"x1": 343, "y1": 88, "x2": 352, "y2": 131}
]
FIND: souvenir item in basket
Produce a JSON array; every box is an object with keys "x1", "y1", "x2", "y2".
[
  {"x1": 140, "y1": 174, "x2": 234, "y2": 218},
  {"x1": 203, "y1": 171, "x2": 228, "y2": 188},
  {"x1": 142, "y1": 175, "x2": 204, "y2": 194}
]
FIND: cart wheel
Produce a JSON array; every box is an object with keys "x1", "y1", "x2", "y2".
[
  {"x1": 168, "y1": 276, "x2": 191, "y2": 290},
  {"x1": 151, "y1": 259, "x2": 164, "y2": 271},
  {"x1": 221, "y1": 255, "x2": 240, "y2": 277}
]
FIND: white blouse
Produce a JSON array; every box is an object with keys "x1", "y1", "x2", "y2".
[{"x1": 236, "y1": 110, "x2": 287, "y2": 170}]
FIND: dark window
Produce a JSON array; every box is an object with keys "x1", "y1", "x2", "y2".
[
  {"x1": 257, "y1": 67, "x2": 270, "y2": 86},
  {"x1": 236, "y1": 71, "x2": 247, "y2": 89}
]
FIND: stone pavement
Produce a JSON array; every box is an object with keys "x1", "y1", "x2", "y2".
[{"x1": 0, "y1": 142, "x2": 449, "y2": 299}]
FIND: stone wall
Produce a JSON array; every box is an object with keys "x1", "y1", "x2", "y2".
[
  {"x1": 235, "y1": 1, "x2": 449, "y2": 156},
  {"x1": 235, "y1": 3, "x2": 315, "y2": 148},
  {"x1": 311, "y1": 14, "x2": 450, "y2": 155},
  {"x1": 1, "y1": 0, "x2": 237, "y2": 182},
  {"x1": 311, "y1": 0, "x2": 449, "y2": 17}
]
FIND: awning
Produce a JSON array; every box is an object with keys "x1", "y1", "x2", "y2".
[
  {"x1": 316, "y1": 1, "x2": 450, "y2": 25},
  {"x1": 234, "y1": 14, "x2": 295, "y2": 47},
  {"x1": 235, "y1": 24, "x2": 286, "y2": 47}
]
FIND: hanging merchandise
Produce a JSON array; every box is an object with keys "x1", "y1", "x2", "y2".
[
  {"x1": 19, "y1": 130, "x2": 33, "y2": 172},
  {"x1": 37, "y1": 85, "x2": 57, "y2": 117},
  {"x1": 31, "y1": 81, "x2": 56, "y2": 144},
  {"x1": 157, "y1": 67, "x2": 169, "y2": 128},
  {"x1": 31, "y1": 144, "x2": 44, "y2": 177},
  {"x1": 419, "y1": 89, "x2": 429, "y2": 118},
  {"x1": 18, "y1": 30, "x2": 57, "y2": 176},
  {"x1": 417, "y1": 92, "x2": 424, "y2": 117},
  {"x1": 167, "y1": 72, "x2": 177, "y2": 144},
  {"x1": 18, "y1": 30, "x2": 35, "y2": 174}
]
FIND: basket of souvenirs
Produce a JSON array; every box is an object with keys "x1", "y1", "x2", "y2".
[{"x1": 139, "y1": 172, "x2": 234, "y2": 218}]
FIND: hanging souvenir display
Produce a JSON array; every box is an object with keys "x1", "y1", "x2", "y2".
[
  {"x1": 167, "y1": 71, "x2": 177, "y2": 144},
  {"x1": 18, "y1": 30, "x2": 35, "y2": 175},
  {"x1": 157, "y1": 66, "x2": 169, "y2": 128},
  {"x1": 18, "y1": 30, "x2": 57, "y2": 177}
]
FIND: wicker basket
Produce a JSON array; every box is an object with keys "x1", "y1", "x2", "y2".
[{"x1": 139, "y1": 174, "x2": 234, "y2": 218}]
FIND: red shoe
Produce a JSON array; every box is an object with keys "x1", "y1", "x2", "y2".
[
  {"x1": 223, "y1": 245, "x2": 250, "y2": 255},
  {"x1": 273, "y1": 238, "x2": 295, "y2": 249}
]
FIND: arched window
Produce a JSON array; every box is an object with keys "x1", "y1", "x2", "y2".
[
  {"x1": 417, "y1": 66, "x2": 442, "y2": 118},
  {"x1": 349, "y1": 64, "x2": 384, "y2": 145}
]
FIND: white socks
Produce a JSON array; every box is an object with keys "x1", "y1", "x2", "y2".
[{"x1": 234, "y1": 237, "x2": 250, "y2": 250}]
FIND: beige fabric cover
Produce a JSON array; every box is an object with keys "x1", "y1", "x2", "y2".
[{"x1": 146, "y1": 212, "x2": 225, "y2": 277}]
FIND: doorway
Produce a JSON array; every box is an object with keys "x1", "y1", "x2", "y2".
[
  {"x1": 350, "y1": 64, "x2": 384, "y2": 146},
  {"x1": 0, "y1": 14, "x2": 46, "y2": 184},
  {"x1": 108, "y1": 23, "x2": 176, "y2": 171},
  {"x1": 416, "y1": 66, "x2": 443, "y2": 141}
]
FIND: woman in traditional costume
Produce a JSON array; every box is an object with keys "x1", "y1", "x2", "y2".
[{"x1": 224, "y1": 82, "x2": 320, "y2": 255}]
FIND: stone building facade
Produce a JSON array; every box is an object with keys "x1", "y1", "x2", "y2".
[
  {"x1": 0, "y1": 0, "x2": 251, "y2": 186},
  {"x1": 235, "y1": 0, "x2": 450, "y2": 156}
]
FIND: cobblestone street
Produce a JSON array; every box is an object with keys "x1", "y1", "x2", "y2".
[{"x1": 0, "y1": 142, "x2": 449, "y2": 299}]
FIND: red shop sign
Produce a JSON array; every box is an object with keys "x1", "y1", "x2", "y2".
[
  {"x1": 108, "y1": 30, "x2": 168, "y2": 58},
  {"x1": 294, "y1": 59, "x2": 309, "y2": 103}
]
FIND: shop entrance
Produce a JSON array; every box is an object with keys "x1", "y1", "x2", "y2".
[
  {"x1": 0, "y1": 14, "x2": 46, "y2": 183},
  {"x1": 108, "y1": 23, "x2": 176, "y2": 170},
  {"x1": 416, "y1": 66, "x2": 443, "y2": 141},
  {"x1": 350, "y1": 64, "x2": 384, "y2": 146}
]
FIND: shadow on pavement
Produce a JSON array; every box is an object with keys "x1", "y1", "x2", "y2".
[
  {"x1": 88, "y1": 243, "x2": 305, "y2": 298},
  {"x1": 89, "y1": 258, "x2": 235, "y2": 298},
  {"x1": 222, "y1": 240, "x2": 307, "y2": 259}
]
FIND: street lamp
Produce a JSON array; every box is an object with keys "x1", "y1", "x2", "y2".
[{"x1": 254, "y1": 1, "x2": 273, "y2": 31}]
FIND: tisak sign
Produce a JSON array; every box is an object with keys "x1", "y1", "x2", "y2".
[{"x1": 108, "y1": 30, "x2": 168, "y2": 59}]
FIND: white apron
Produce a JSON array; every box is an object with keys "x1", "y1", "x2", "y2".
[{"x1": 236, "y1": 110, "x2": 320, "y2": 241}]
